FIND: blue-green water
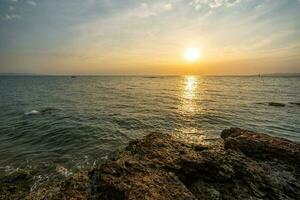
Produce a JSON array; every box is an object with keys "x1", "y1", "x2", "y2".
[{"x1": 0, "y1": 76, "x2": 299, "y2": 185}]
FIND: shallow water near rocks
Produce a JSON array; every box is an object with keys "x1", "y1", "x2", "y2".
[{"x1": 0, "y1": 75, "x2": 299, "y2": 187}]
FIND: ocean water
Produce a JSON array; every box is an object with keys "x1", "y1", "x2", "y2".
[{"x1": 0, "y1": 76, "x2": 299, "y2": 186}]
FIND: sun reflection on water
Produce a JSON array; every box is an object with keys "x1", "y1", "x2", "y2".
[
  {"x1": 181, "y1": 76, "x2": 198, "y2": 113},
  {"x1": 174, "y1": 76, "x2": 211, "y2": 145},
  {"x1": 184, "y1": 76, "x2": 197, "y2": 99}
]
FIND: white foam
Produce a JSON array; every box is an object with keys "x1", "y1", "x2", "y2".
[
  {"x1": 24, "y1": 110, "x2": 40, "y2": 115},
  {"x1": 56, "y1": 165, "x2": 73, "y2": 177}
]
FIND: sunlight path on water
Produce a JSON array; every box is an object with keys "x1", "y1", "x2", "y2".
[{"x1": 174, "y1": 76, "x2": 211, "y2": 145}]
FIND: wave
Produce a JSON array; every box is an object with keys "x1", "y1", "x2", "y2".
[
  {"x1": 24, "y1": 107, "x2": 60, "y2": 116},
  {"x1": 24, "y1": 110, "x2": 40, "y2": 115}
]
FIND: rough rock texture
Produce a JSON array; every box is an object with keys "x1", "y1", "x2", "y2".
[
  {"x1": 90, "y1": 128, "x2": 300, "y2": 200},
  {"x1": 0, "y1": 169, "x2": 32, "y2": 199},
  {"x1": 1, "y1": 128, "x2": 300, "y2": 199},
  {"x1": 30, "y1": 172, "x2": 89, "y2": 200},
  {"x1": 0, "y1": 171, "x2": 90, "y2": 200},
  {"x1": 221, "y1": 128, "x2": 300, "y2": 164}
]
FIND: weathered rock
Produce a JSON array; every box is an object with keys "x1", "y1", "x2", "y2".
[
  {"x1": 2, "y1": 128, "x2": 300, "y2": 200},
  {"x1": 289, "y1": 102, "x2": 300, "y2": 106},
  {"x1": 0, "y1": 169, "x2": 32, "y2": 199},
  {"x1": 221, "y1": 128, "x2": 300, "y2": 164},
  {"x1": 89, "y1": 133, "x2": 200, "y2": 200},
  {"x1": 30, "y1": 172, "x2": 89, "y2": 199},
  {"x1": 90, "y1": 129, "x2": 300, "y2": 200},
  {"x1": 0, "y1": 171, "x2": 90, "y2": 200}
]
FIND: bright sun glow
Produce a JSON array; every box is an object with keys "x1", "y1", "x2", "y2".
[{"x1": 184, "y1": 47, "x2": 201, "y2": 62}]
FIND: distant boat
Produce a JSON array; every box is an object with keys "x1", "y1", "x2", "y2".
[
  {"x1": 71, "y1": 76, "x2": 77, "y2": 78},
  {"x1": 143, "y1": 76, "x2": 158, "y2": 79}
]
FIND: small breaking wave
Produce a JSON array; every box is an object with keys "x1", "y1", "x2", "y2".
[
  {"x1": 24, "y1": 107, "x2": 60, "y2": 116},
  {"x1": 56, "y1": 165, "x2": 73, "y2": 177},
  {"x1": 24, "y1": 110, "x2": 40, "y2": 115}
]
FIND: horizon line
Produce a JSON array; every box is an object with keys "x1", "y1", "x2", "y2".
[{"x1": 1, "y1": 72, "x2": 300, "y2": 77}]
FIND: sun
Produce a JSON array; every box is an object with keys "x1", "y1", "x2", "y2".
[{"x1": 184, "y1": 47, "x2": 201, "y2": 62}]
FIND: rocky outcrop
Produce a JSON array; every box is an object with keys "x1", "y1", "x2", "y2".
[
  {"x1": 268, "y1": 102, "x2": 286, "y2": 107},
  {"x1": 1, "y1": 128, "x2": 299, "y2": 199},
  {"x1": 289, "y1": 102, "x2": 300, "y2": 106},
  {"x1": 0, "y1": 171, "x2": 90, "y2": 200},
  {"x1": 0, "y1": 169, "x2": 33, "y2": 199},
  {"x1": 221, "y1": 128, "x2": 300, "y2": 164},
  {"x1": 90, "y1": 128, "x2": 300, "y2": 200}
]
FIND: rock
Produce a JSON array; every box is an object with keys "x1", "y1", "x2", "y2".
[
  {"x1": 0, "y1": 171, "x2": 90, "y2": 200},
  {"x1": 30, "y1": 172, "x2": 90, "y2": 200},
  {"x1": 189, "y1": 180, "x2": 220, "y2": 200},
  {"x1": 268, "y1": 102, "x2": 285, "y2": 107},
  {"x1": 2, "y1": 128, "x2": 300, "y2": 199},
  {"x1": 289, "y1": 102, "x2": 300, "y2": 106},
  {"x1": 0, "y1": 169, "x2": 32, "y2": 199},
  {"x1": 221, "y1": 128, "x2": 300, "y2": 164},
  {"x1": 89, "y1": 133, "x2": 199, "y2": 200},
  {"x1": 90, "y1": 130, "x2": 300, "y2": 200}
]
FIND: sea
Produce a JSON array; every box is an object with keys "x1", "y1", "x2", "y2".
[{"x1": 0, "y1": 75, "x2": 299, "y2": 188}]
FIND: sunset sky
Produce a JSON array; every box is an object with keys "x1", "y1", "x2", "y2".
[{"x1": 0, "y1": 0, "x2": 300, "y2": 75}]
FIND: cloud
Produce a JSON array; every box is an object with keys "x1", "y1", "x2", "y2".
[
  {"x1": 191, "y1": 0, "x2": 242, "y2": 11},
  {"x1": 133, "y1": 2, "x2": 174, "y2": 18},
  {"x1": 164, "y1": 3, "x2": 173, "y2": 11},
  {"x1": 226, "y1": 0, "x2": 241, "y2": 7},
  {"x1": 9, "y1": 6, "x2": 15, "y2": 11},
  {"x1": 27, "y1": 0, "x2": 37, "y2": 6},
  {"x1": 4, "y1": 13, "x2": 20, "y2": 20},
  {"x1": 2, "y1": 2, "x2": 19, "y2": 20},
  {"x1": 205, "y1": 10, "x2": 214, "y2": 16}
]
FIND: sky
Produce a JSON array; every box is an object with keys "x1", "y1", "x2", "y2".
[{"x1": 0, "y1": 0, "x2": 300, "y2": 75}]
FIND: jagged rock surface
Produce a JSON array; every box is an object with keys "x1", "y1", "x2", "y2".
[
  {"x1": 90, "y1": 128, "x2": 300, "y2": 200},
  {"x1": 1, "y1": 128, "x2": 299, "y2": 199}
]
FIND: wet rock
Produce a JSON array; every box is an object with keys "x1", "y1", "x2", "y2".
[
  {"x1": 89, "y1": 133, "x2": 199, "y2": 200},
  {"x1": 90, "y1": 130, "x2": 300, "y2": 200},
  {"x1": 40, "y1": 107, "x2": 60, "y2": 114},
  {"x1": 2, "y1": 128, "x2": 300, "y2": 199},
  {"x1": 0, "y1": 169, "x2": 32, "y2": 199},
  {"x1": 0, "y1": 170, "x2": 90, "y2": 200},
  {"x1": 30, "y1": 172, "x2": 90, "y2": 200},
  {"x1": 221, "y1": 128, "x2": 300, "y2": 164},
  {"x1": 268, "y1": 102, "x2": 285, "y2": 107},
  {"x1": 189, "y1": 180, "x2": 220, "y2": 200},
  {"x1": 289, "y1": 102, "x2": 300, "y2": 106}
]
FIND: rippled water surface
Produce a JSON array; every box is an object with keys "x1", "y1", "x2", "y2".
[{"x1": 0, "y1": 76, "x2": 299, "y2": 183}]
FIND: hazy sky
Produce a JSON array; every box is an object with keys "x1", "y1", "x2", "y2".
[{"x1": 0, "y1": 0, "x2": 300, "y2": 75}]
